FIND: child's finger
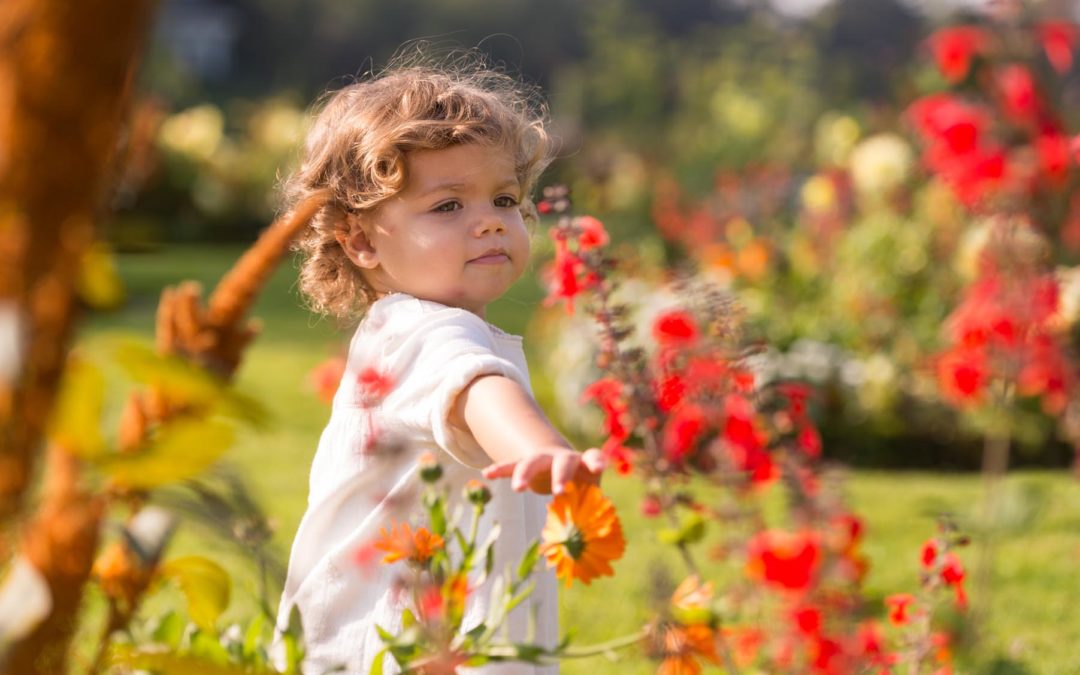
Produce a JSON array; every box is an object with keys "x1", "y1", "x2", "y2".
[
  {"x1": 581, "y1": 448, "x2": 606, "y2": 474},
  {"x1": 482, "y1": 460, "x2": 518, "y2": 480},
  {"x1": 550, "y1": 452, "x2": 577, "y2": 494},
  {"x1": 512, "y1": 454, "x2": 549, "y2": 492}
]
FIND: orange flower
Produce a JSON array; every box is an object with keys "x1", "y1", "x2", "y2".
[
  {"x1": 540, "y1": 481, "x2": 625, "y2": 587},
  {"x1": 654, "y1": 622, "x2": 720, "y2": 675},
  {"x1": 374, "y1": 523, "x2": 444, "y2": 565}
]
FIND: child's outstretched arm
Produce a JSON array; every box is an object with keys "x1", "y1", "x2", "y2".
[{"x1": 449, "y1": 374, "x2": 604, "y2": 494}]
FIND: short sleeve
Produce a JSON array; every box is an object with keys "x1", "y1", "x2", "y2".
[{"x1": 350, "y1": 297, "x2": 530, "y2": 468}]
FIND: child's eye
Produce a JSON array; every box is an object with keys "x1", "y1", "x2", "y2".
[
  {"x1": 432, "y1": 200, "x2": 462, "y2": 213},
  {"x1": 494, "y1": 195, "x2": 520, "y2": 208}
]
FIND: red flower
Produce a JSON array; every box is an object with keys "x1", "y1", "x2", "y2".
[
  {"x1": 855, "y1": 622, "x2": 899, "y2": 672},
  {"x1": 600, "y1": 437, "x2": 634, "y2": 475},
  {"x1": 1037, "y1": 133, "x2": 1071, "y2": 185},
  {"x1": 777, "y1": 382, "x2": 811, "y2": 419},
  {"x1": 575, "y1": 215, "x2": 609, "y2": 251},
  {"x1": 544, "y1": 235, "x2": 584, "y2": 314},
  {"x1": 791, "y1": 605, "x2": 822, "y2": 636},
  {"x1": 996, "y1": 65, "x2": 1041, "y2": 127},
  {"x1": 746, "y1": 530, "x2": 820, "y2": 593},
  {"x1": 922, "y1": 539, "x2": 939, "y2": 568},
  {"x1": 1037, "y1": 21, "x2": 1080, "y2": 73},
  {"x1": 655, "y1": 373, "x2": 686, "y2": 412},
  {"x1": 583, "y1": 377, "x2": 630, "y2": 441},
  {"x1": 908, "y1": 94, "x2": 988, "y2": 156},
  {"x1": 653, "y1": 309, "x2": 700, "y2": 346},
  {"x1": 941, "y1": 553, "x2": 968, "y2": 608},
  {"x1": 885, "y1": 593, "x2": 915, "y2": 625},
  {"x1": 936, "y1": 346, "x2": 989, "y2": 406},
  {"x1": 723, "y1": 395, "x2": 775, "y2": 485},
  {"x1": 797, "y1": 425, "x2": 822, "y2": 459},
  {"x1": 662, "y1": 403, "x2": 707, "y2": 463},
  {"x1": 357, "y1": 366, "x2": 394, "y2": 405},
  {"x1": 926, "y1": 26, "x2": 991, "y2": 83}
]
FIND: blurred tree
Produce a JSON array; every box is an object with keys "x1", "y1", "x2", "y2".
[{"x1": 816, "y1": 0, "x2": 924, "y2": 102}]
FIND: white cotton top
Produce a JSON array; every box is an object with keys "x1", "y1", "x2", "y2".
[{"x1": 276, "y1": 293, "x2": 559, "y2": 675}]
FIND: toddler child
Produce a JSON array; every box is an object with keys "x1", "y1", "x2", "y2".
[{"x1": 274, "y1": 59, "x2": 604, "y2": 674}]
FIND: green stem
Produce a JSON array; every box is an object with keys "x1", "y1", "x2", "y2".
[
  {"x1": 481, "y1": 628, "x2": 648, "y2": 661},
  {"x1": 466, "y1": 505, "x2": 482, "y2": 557},
  {"x1": 974, "y1": 381, "x2": 1013, "y2": 634}
]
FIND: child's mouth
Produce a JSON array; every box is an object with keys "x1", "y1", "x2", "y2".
[{"x1": 469, "y1": 252, "x2": 510, "y2": 264}]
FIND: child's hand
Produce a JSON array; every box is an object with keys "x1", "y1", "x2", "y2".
[{"x1": 482, "y1": 448, "x2": 606, "y2": 495}]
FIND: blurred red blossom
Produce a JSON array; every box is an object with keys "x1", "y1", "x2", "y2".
[
  {"x1": 307, "y1": 355, "x2": 346, "y2": 404},
  {"x1": 746, "y1": 530, "x2": 821, "y2": 593},
  {"x1": 926, "y1": 26, "x2": 992, "y2": 83},
  {"x1": 1037, "y1": 20, "x2": 1080, "y2": 73},
  {"x1": 885, "y1": 593, "x2": 915, "y2": 626},
  {"x1": 653, "y1": 309, "x2": 700, "y2": 347}
]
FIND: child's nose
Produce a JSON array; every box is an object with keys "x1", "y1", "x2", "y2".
[{"x1": 475, "y1": 211, "x2": 507, "y2": 235}]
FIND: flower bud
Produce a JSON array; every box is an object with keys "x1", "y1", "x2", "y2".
[
  {"x1": 464, "y1": 479, "x2": 492, "y2": 507},
  {"x1": 418, "y1": 452, "x2": 443, "y2": 483},
  {"x1": 640, "y1": 494, "x2": 662, "y2": 518}
]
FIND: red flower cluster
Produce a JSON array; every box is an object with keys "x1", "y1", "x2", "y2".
[
  {"x1": 746, "y1": 530, "x2": 820, "y2": 593},
  {"x1": 907, "y1": 94, "x2": 1006, "y2": 207},
  {"x1": 543, "y1": 216, "x2": 607, "y2": 314},
  {"x1": 926, "y1": 26, "x2": 991, "y2": 83},
  {"x1": 936, "y1": 270, "x2": 1073, "y2": 413},
  {"x1": 581, "y1": 377, "x2": 634, "y2": 475},
  {"x1": 922, "y1": 539, "x2": 969, "y2": 609},
  {"x1": 911, "y1": 22, "x2": 1080, "y2": 209}
]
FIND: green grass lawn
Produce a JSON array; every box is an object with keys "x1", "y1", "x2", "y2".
[{"x1": 78, "y1": 244, "x2": 1080, "y2": 674}]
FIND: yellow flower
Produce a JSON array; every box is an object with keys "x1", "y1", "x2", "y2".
[
  {"x1": 540, "y1": 482, "x2": 625, "y2": 587},
  {"x1": 374, "y1": 523, "x2": 443, "y2": 565}
]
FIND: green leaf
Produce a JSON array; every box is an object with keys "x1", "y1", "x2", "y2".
[
  {"x1": 517, "y1": 541, "x2": 541, "y2": 580},
  {"x1": 657, "y1": 513, "x2": 706, "y2": 546},
  {"x1": 401, "y1": 608, "x2": 417, "y2": 629},
  {"x1": 151, "y1": 611, "x2": 186, "y2": 647},
  {"x1": 505, "y1": 579, "x2": 537, "y2": 615},
  {"x1": 48, "y1": 356, "x2": 106, "y2": 459},
  {"x1": 160, "y1": 556, "x2": 231, "y2": 632},
  {"x1": 374, "y1": 622, "x2": 395, "y2": 645},
  {"x1": 99, "y1": 418, "x2": 234, "y2": 488},
  {"x1": 370, "y1": 648, "x2": 387, "y2": 675},
  {"x1": 243, "y1": 613, "x2": 266, "y2": 659}
]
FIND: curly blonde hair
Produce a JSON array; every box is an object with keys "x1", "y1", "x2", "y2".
[{"x1": 283, "y1": 56, "x2": 553, "y2": 319}]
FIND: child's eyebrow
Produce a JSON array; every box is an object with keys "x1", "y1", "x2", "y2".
[{"x1": 417, "y1": 178, "x2": 521, "y2": 198}]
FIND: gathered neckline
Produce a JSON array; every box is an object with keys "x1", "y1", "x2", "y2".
[{"x1": 370, "y1": 292, "x2": 523, "y2": 341}]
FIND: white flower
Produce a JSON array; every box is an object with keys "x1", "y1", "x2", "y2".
[{"x1": 849, "y1": 133, "x2": 913, "y2": 199}]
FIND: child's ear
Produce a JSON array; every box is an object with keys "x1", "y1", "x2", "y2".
[{"x1": 336, "y1": 213, "x2": 379, "y2": 269}]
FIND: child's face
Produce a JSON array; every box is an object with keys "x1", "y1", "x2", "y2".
[{"x1": 354, "y1": 143, "x2": 529, "y2": 317}]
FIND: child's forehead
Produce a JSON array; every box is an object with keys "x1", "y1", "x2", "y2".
[{"x1": 403, "y1": 144, "x2": 519, "y2": 190}]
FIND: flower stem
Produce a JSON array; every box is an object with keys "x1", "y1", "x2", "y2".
[
  {"x1": 480, "y1": 629, "x2": 648, "y2": 662},
  {"x1": 974, "y1": 382, "x2": 1013, "y2": 634},
  {"x1": 467, "y1": 505, "x2": 482, "y2": 556}
]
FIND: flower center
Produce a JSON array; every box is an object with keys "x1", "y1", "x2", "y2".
[{"x1": 562, "y1": 524, "x2": 586, "y2": 560}]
